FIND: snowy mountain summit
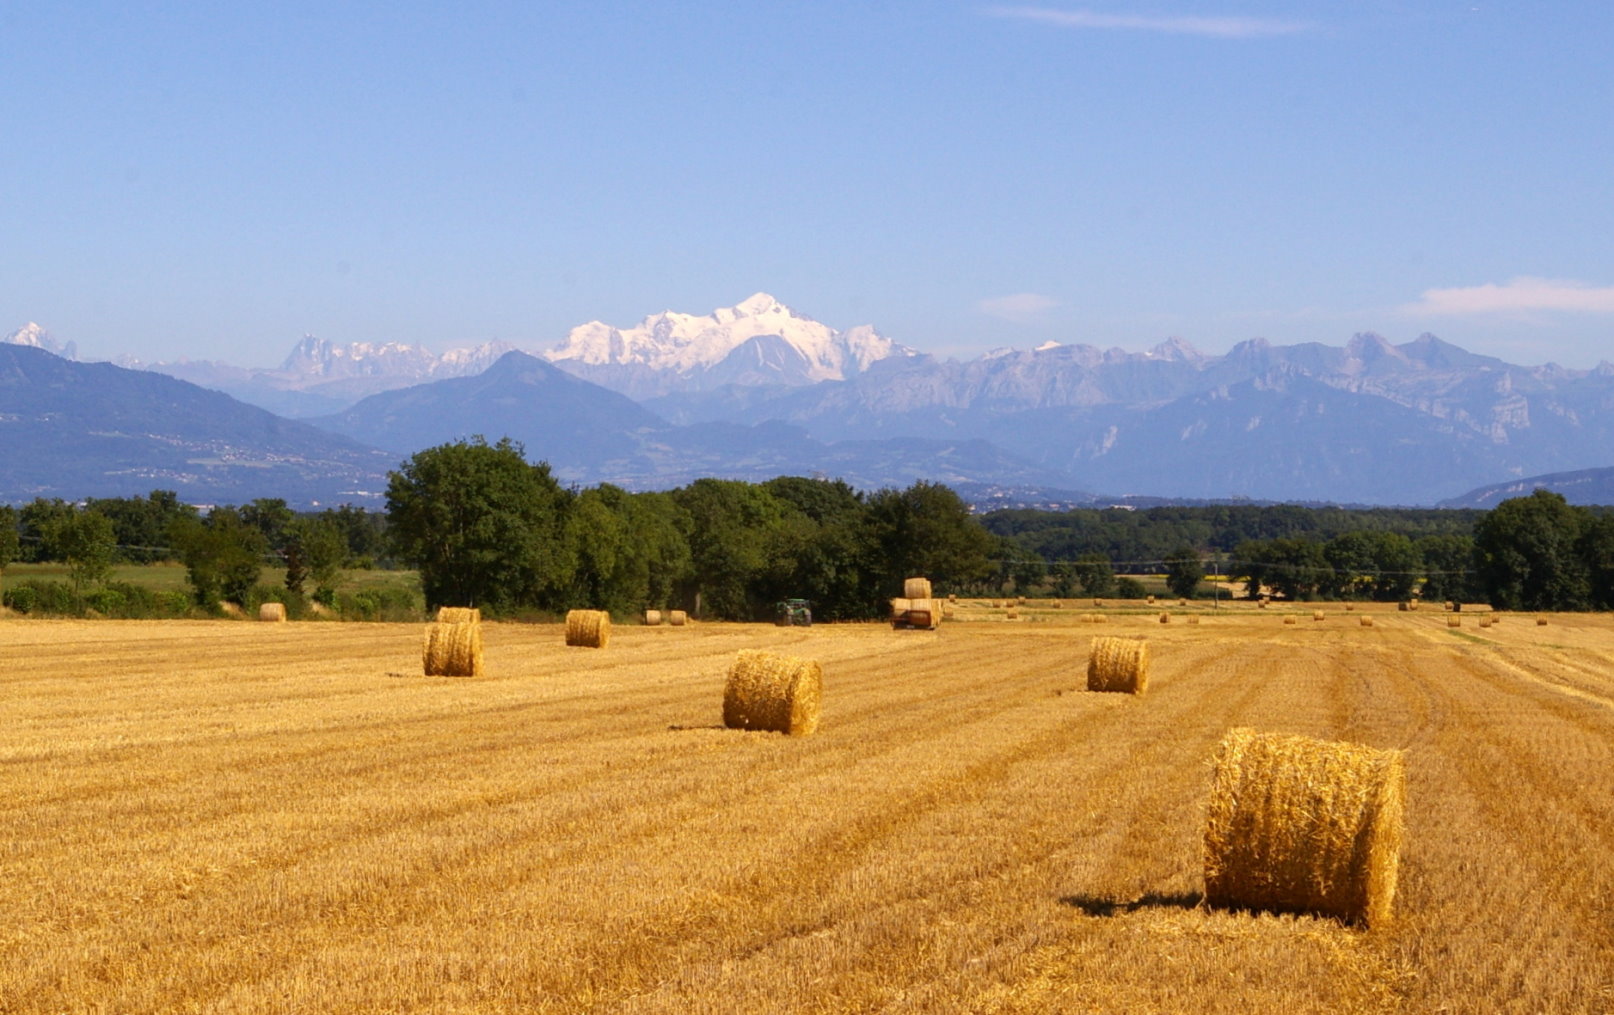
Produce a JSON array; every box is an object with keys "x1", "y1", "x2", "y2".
[
  {"x1": 543, "y1": 293, "x2": 913, "y2": 398},
  {"x1": 4, "y1": 322, "x2": 77, "y2": 360}
]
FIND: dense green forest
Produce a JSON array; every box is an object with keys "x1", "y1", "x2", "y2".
[{"x1": 2, "y1": 439, "x2": 1611, "y2": 618}]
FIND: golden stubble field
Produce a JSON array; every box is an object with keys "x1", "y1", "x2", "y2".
[{"x1": 3, "y1": 605, "x2": 1613, "y2": 1013}]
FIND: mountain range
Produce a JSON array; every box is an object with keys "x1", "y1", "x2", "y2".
[{"x1": 6, "y1": 295, "x2": 1614, "y2": 507}]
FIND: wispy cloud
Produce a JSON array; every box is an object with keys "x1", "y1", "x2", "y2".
[
  {"x1": 1404, "y1": 277, "x2": 1614, "y2": 316},
  {"x1": 978, "y1": 292, "x2": 1060, "y2": 323},
  {"x1": 984, "y1": 6, "x2": 1311, "y2": 38}
]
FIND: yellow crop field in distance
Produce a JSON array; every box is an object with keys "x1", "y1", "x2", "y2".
[{"x1": 2, "y1": 609, "x2": 1613, "y2": 1013}]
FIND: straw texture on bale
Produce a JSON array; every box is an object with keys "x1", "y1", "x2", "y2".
[
  {"x1": 722, "y1": 650, "x2": 822, "y2": 736},
  {"x1": 1447, "y1": 616, "x2": 1461, "y2": 628},
  {"x1": 1444, "y1": 601, "x2": 1455, "y2": 611},
  {"x1": 436, "y1": 606, "x2": 481, "y2": 624},
  {"x1": 565, "y1": 609, "x2": 612, "y2": 648},
  {"x1": 1397, "y1": 601, "x2": 1409, "y2": 612},
  {"x1": 1478, "y1": 616, "x2": 1493, "y2": 628},
  {"x1": 890, "y1": 597, "x2": 912, "y2": 617},
  {"x1": 1087, "y1": 636, "x2": 1149, "y2": 695},
  {"x1": 1258, "y1": 600, "x2": 1268, "y2": 609},
  {"x1": 903, "y1": 577, "x2": 933, "y2": 600},
  {"x1": 1360, "y1": 617, "x2": 1374, "y2": 627},
  {"x1": 258, "y1": 602, "x2": 286, "y2": 623},
  {"x1": 1537, "y1": 617, "x2": 1548, "y2": 626},
  {"x1": 1187, "y1": 615, "x2": 1201, "y2": 625},
  {"x1": 1345, "y1": 603, "x2": 1356, "y2": 612},
  {"x1": 1093, "y1": 599, "x2": 1104, "y2": 608},
  {"x1": 1006, "y1": 608, "x2": 1020, "y2": 619},
  {"x1": 1313, "y1": 610, "x2": 1325, "y2": 621},
  {"x1": 1283, "y1": 616, "x2": 1297, "y2": 625},
  {"x1": 1408, "y1": 601, "x2": 1420, "y2": 611},
  {"x1": 422, "y1": 622, "x2": 484, "y2": 677},
  {"x1": 948, "y1": 593, "x2": 958, "y2": 602},
  {"x1": 1146, "y1": 595, "x2": 1156, "y2": 605},
  {"x1": 668, "y1": 610, "x2": 688, "y2": 626},
  {"x1": 1203, "y1": 728, "x2": 1406, "y2": 927},
  {"x1": 644, "y1": 609, "x2": 662, "y2": 626},
  {"x1": 1159, "y1": 612, "x2": 1171, "y2": 624}
]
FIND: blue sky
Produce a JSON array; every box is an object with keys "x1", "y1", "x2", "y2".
[{"x1": 3, "y1": 1, "x2": 1611, "y2": 367}]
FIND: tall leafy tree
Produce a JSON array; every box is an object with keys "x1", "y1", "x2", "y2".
[
  {"x1": 283, "y1": 517, "x2": 348, "y2": 601},
  {"x1": 1072, "y1": 553, "x2": 1116, "y2": 597},
  {"x1": 0, "y1": 505, "x2": 21, "y2": 605},
  {"x1": 1415, "y1": 533, "x2": 1477, "y2": 603},
  {"x1": 1164, "y1": 546, "x2": 1205, "y2": 599},
  {"x1": 672, "y1": 478, "x2": 786, "y2": 620},
  {"x1": 1473, "y1": 490, "x2": 1590, "y2": 610},
  {"x1": 46, "y1": 510, "x2": 117, "y2": 611},
  {"x1": 170, "y1": 508, "x2": 270, "y2": 607},
  {"x1": 386, "y1": 437, "x2": 574, "y2": 612},
  {"x1": 863, "y1": 481, "x2": 995, "y2": 596}
]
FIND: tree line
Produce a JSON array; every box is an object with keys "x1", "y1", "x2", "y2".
[{"x1": 2, "y1": 439, "x2": 1611, "y2": 617}]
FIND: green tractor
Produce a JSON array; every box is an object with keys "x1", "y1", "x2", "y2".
[{"x1": 775, "y1": 598, "x2": 813, "y2": 627}]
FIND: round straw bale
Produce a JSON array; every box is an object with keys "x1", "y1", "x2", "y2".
[
  {"x1": 644, "y1": 609, "x2": 663, "y2": 626},
  {"x1": 1093, "y1": 598, "x2": 1104, "y2": 608},
  {"x1": 422, "y1": 621, "x2": 484, "y2": 677},
  {"x1": 565, "y1": 609, "x2": 612, "y2": 648},
  {"x1": 1478, "y1": 616, "x2": 1492, "y2": 628},
  {"x1": 1159, "y1": 612, "x2": 1171, "y2": 624},
  {"x1": 1087, "y1": 636, "x2": 1149, "y2": 694},
  {"x1": 1447, "y1": 616, "x2": 1461, "y2": 628},
  {"x1": 1313, "y1": 610, "x2": 1325, "y2": 621},
  {"x1": 1283, "y1": 616, "x2": 1297, "y2": 625},
  {"x1": 1408, "y1": 601, "x2": 1420, "y2": 611},
  {"x1": 436, "y1": 606, "x2": 481, "y2": 624},
  {"x1": 1360, "y1": 616, "x2": 1374, "y2": 627},
  {"x1": 1397, "y1": 601, "x2": 1409, "y2": 612},
  {"x1": 258, "y1": 602, "x2": 287, "y2": 623},
  {"x1": 1258, "y1": 600, "x2": 1268, "y2": 609},
  {"x1": 1146, "y1": 595, "x2": 1156, "y2": 605},
  {"x1": 1187, "y1": 615, "x2": 1201, "y2": 625},
  {"x1": 1345, "y1": 603, "x2": 1356, "y2": 611},
  {"x1": 669, "y1": 609, "x2": 688, "y2": 626},
  {"x1": 1203, "y1": 728, "x2": 1406, "y2": 927},
  {"x1": 1006, "y1": 607, "x2": 1020, "y2": 619},
  {"x1": 723, "y1": 649, "x2": 821, "y2": 736},
  {"x1": 903, "y1": 577, "x2": 933, "y2": 600},
  {"x1": 948, "y1": 592, "x2": 958, "y2": 602},
  {"x1": 1536, "y1": 616, "x2": 1548, "y2": 626}
]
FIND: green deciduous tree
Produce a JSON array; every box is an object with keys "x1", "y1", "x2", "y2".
[
  {"x1": 672, "y1": 478, "x2": 786, "y2": 620},
  {"x1": 45, "y1": 510, "x2": 117, "y2": 611},
  {"x1": 1072, "y1": 553, "x2": 1116, "y2": 598},
  {"x1": 386, "y1": 437, "x2": 573, "y2": 613},
  {"x1": 284, "y1": 517, "x2": 348, "y2": 602},
  {"x1": 0, "y1": 505, "x2": 17, "y2": 605},
  {"x1": 171, "y1": 508, "x2": 270, "y2": 607},
  {"x1": 1164, "y1": 546, "x2": 1205, "y2": 599},
  {"x1": 864, "y1": 481, "x2": 996, "y2": 597},
  {"x1": 1473, "y1": 490, "x2": 1590, "y2": 611}
]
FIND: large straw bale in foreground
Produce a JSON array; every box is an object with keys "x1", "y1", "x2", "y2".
[
  {"x1": 258, "y1": 602, "x2": 287, "y2": 623},
  {"x1": 1087, "y1": 636, "x2": 1149, "y2": 695},
  {"x1": 903, "y1": 577, "x2": 933, "y2": 599},
  {"x1": 422, "y1": 622, "x2": 484, "y2": 677},
  {"x1": 1204, "y1": 728, "x2": 1406, "y2": 927},
  {"x1": 723, "y1": 650, "x2": 822, "y2": 736},
  {"x1": 436, "y1": 606, "x2": 481, "y2": 624},
  {"x1": 565, "y1": 609, "x2": 612, "y2": 648}
]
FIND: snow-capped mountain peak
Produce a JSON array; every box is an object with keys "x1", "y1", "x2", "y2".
[
  {"x1": 4, "y1": 322, "x2": 77, "y2": 359},
  {"x1": 543, "y1": 294, "x2": 913, "y2": 397}
]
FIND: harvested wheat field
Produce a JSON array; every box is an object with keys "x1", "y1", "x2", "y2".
[{"x1": 2, "y1": 611, "x2": 1614, "y2": 1013}]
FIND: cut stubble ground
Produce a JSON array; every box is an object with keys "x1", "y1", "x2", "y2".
[{"x1": 1, "y1": 609, "x2": 1612, "y2": 1013}]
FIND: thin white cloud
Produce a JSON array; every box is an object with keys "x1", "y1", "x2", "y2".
[
  {"x1": 1404, "y1": 277, "x2": 1614, "y2": 316},
  {"x1": 984, "y1": 6, "x2": 1311, "y2": 38},
  {"x1": 979, "y1": 292, "x2": 1060, "y2": 322}
]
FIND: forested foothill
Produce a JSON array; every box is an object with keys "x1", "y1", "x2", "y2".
[{"x1": 2, "y1": 438, "x2": 1611, "y2": 619}]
